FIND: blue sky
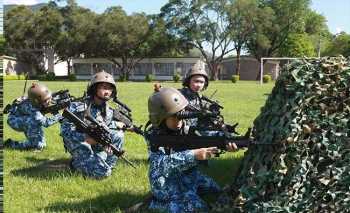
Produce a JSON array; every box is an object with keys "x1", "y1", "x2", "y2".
[{"x1": 3, "y1": 0, "x2": 350, "y2": 34}]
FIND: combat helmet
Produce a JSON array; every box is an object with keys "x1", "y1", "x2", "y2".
[
  {"x1": 87, "y1": 70, "x2": 117, "y2": 98},
  {"x1": 148, "y1": 87, "x2": 188, "y2": 127},
  {"x1": 182, "y1": 60, "x2": 209, "y2": 90},
  {"x1": 28, "y1": 83, "x2": 52, "y2": 108}
]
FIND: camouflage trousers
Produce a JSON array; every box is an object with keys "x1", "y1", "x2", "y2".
[
  {"x1": 149, "y1": 169, "x2": 221, "y2": 213},
  {"x1": 7, "y1": 115, "x2": 46, "y2": 150},
  {"x1": 64, "y1": 134, "x2": 124, "y2": 179}
]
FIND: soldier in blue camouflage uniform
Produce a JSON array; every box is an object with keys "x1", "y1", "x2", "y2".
[
  {"x1": 146, "y1": 87, "x2": 238, "y2": 213},
  {"x1": 178, "y1": 60, "x2": 210, "y2": 127},
  {"x1": 60, "y1": 71, "x2": 124, "y2": 179},
  {"x1": 5, "y1": 83, "x2": 62, "y2": 150}
]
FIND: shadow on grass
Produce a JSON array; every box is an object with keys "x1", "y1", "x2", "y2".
[
  {"x1": 11, "y1": 157, "x2": 74, "y2": 179},
  {"x1": 201, "y1": 155, "x2": 243, "y2": 185},
  {"x1": 43, "y1": 191, "x2": 153, "y2": 213},
  {"x1": 124, "y1": 157, "x2": 149, "y2": 167}
]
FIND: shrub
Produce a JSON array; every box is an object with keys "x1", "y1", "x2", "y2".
[
  {"x1": 231, "y1": 75, "x2": 239, "y2": 83},
  {"x1": 145, "y1": 74, "x2": 154, "y2": 82},
  {"x1": 173, "y1": 73, "x2": 181, "y2": 83},
  {"x1": 263, "y1": 74, "x2": 272, "y2": 83},
  {"x1": 118, "y1": 75, "x2": 127, "y2": 82},
  {"x1": 68, "y1": 73, "x2": 77, "y2": 81},
  {"x1": 36, "y1": 74, "x2": 47, "y2": 81},
  {"x1": 46, "y1": 72, "x2": 56, "y2": 81}
]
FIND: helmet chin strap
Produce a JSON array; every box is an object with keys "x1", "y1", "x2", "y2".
[{"x1": 96, "y1": 94, "x2": 110, "y2": 102}]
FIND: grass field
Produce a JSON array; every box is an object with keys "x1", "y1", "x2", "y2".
[{"x1": 3, "y1": 80, "x2": 274, "y2": 212}]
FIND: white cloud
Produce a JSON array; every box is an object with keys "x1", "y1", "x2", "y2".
[
  {"x1": 4, "y1": 0, "x2": 40, "y2": 5},
  {"x1": 336, "y1": 27, "x2": 343, "y2": 34}
]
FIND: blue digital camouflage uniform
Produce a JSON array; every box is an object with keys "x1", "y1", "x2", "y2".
[
  {"x1": 60, "y1": 100, "x2": 124, "y2": 178},
  {"x1": 146, "y1": 129, "x2": 222, "y2": 213},
  {"x1": 178, "y1": 87, "x2": 202, "y2": 127},
  {"x1": 7, "y1": 98, "x2": 61, "y2": 150}
]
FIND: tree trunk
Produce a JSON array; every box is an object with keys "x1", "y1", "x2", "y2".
[
  {"x1": 67, "y1": 59, "x2": 71, "y2": 76},
  {"x1": 209, "y1": 61, "x2": 219, "y2": 81},
  {"x1": 235, "y1": 49, "x2": 241, "y2": 75}
]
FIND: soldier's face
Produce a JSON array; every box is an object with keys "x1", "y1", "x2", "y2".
[
  {"x1": 165, "y1": 116, "x2": 183, "y2": 130},
  {"x1": 189, "y1": 75, "x2": 206, "y2": 92},
  {"x1": 96, "y1": 83, "x2": 113, "y2": 101},
  {"x1": 42, "y1": 97, "x2": 51, "y2": 107}
]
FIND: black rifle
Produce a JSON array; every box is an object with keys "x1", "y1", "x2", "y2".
[
  {"x1": 112, "y1": 97, "x2": 144, "y2": 136},
  {"x1": 41, "y1": 90, "x2": 80, "y2": 114},
  {"x1": 179, "y1": 103, "x2": 240, "y2": 135},
  {"x1": 62, "y1": 108, "x2": 136, "y2": 168},
  {"x1": 4, "y1": 90, "x2": 79, "y2": 114},
  {"x1": 201, "y1": 95, "x2": 223, "y2": 114},
  {"x1": 148, "y1": 128, "x2": 252, "y2": 155}
]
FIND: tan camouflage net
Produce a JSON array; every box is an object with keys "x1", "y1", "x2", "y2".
[{"x1": 216, "y1": 56, "x2": 350, "y2": 212}]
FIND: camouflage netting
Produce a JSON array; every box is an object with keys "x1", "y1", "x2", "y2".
[{"x1": 216, "y1": 56, "x2": 350, "y2": 212}]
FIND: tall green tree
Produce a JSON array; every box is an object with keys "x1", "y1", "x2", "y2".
[
  {"x1": 323, "y1": 32, "x2": 350, "y2": 57},
  {"x1": 93, "y1": 7, "x2": 150, "y2": 79},
  {"x1": 278, "y1": 33, "x2": 315, "y2": 57},
  {"x1": 55, "y1": 1, "x2": 96, "y2": 75},
  {"x1": 246, "y1": 0, "x2": 310, "y2": 79},
  {"x1": 5, "y1": 3, "x2": 63, "y2": 74},
  {"x1": 94, "y1": 7, "x2": 181, "y2": 80},
  {"x1": 0, "y1": 35, "x2": 6, "y2": 55},
  {"x1": 160, "y1": 0, "x2": 235, "y2": 80},
  {"x1": 227, "y1": 0, "x2": 259, "y2": 75}
]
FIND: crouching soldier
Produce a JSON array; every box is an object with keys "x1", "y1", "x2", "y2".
[
  {"x1": 60, "y1": 71, "x2": 124, "y2": 179},
  {"x1": 5, "y1": 83, "x2": 62, "y2": 150},
  {"x1": 145, "y1": 87, "x2": 238, "y2": 213}
]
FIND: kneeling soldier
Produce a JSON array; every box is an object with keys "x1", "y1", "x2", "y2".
[
  {"x1": 145, "y1": 87, "x2": 238, "y2": 213},
  {"x1": 60, "y1": 71, "x2": 124, "y2": 178},
  {"x1": 5, "y1": 83, "x2": 62, "y2": 150}
]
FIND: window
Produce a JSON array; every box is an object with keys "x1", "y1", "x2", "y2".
[
  {"x1": 154, "y1": 63, "x2": 175, "y2": 76},
  {"x1": 182, "y1": 63, "x2": 195, "y2": 76},
  {"x1": 133, "y1": 63, "x2": 152, "y2": 75},
  {"x1": 92, "y1": 63, "x2": 112, "y2": 74},
  {"x1": 74, "y1": 63, "x2": 91, "y2": 75}
]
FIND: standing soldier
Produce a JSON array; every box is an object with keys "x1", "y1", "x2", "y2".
[
  {"x1": 60, "y1": 71, "x2": 125, "y2": 179},
  {"x1": 145, "y1": 87, "x2": 238, "y2": 213},
  {"x1": 5, "y1": 83, "x2": 62, "y2": 150}
]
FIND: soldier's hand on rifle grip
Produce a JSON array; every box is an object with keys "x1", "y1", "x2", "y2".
[
  {"x1": 193, "y1": 147, "x2": 219, "y2": 160},
  {"x1": 226, "y1": 142, "x2": 238, "y2": 152},
  {"x1": 104, "y1": 146, "x2": 113, "y2": 155},
  {"x1": 116, "y1": 121, "x2": 126, "y2": 130},
  {"x1": 85, "y1": 136, "x2": 97, "y2": 145}
]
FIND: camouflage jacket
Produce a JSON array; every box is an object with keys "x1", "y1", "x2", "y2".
[
  {"x1": 60, "y1": 99, "x2": 123, "y2": 152},
  {"x1": 8, "y1": 98, "x2": 61, "y2": 127}
]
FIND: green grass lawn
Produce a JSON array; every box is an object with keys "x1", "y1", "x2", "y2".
[{"x1": 3, "y1": 80, "x2": 274, "y2": 212}]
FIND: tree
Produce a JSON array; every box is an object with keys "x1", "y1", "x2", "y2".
[
  {"x1": 160, "y1": 0, "x2": 236, "y2": 80},
  {"x1": 323, "y1": 32, "x2": 350, "y2": 57},
  {"x1": 93, "y1": 7, "x2": 182, "y2": 80},
  {"x1": 55, "y1": 1, "x2": 97, "y2": 75},
  {"x1": 278, "y1": 33, "x2": 315, "y2": 57},
  {"x1": 92, "y1": 7, "x2": 150, "y2": 79},
  {"x1": 227, "y1": 0, "x2": 259, "y2": 75},
  {"x1": 304, "y1": 10, "x2": 329, "y2": 57},
  {"x1": 0, "y1": 35, "x2": 6, "y2": 55},
  {"x1": 246, "y1": 0, "x2": 311, "y2": 79},
  {"x1": 4, "y1": 3, "x2": 63, "y2": 74}
]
